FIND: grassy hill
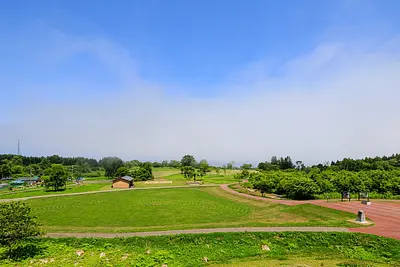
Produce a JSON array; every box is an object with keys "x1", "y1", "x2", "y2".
[{"x1": 27, "y1": 187, "x2": 358, "y2": 233}]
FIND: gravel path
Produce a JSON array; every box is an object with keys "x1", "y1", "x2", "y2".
[{"x1": 46, "y1": 227, "x2": 350, "y2": 238}]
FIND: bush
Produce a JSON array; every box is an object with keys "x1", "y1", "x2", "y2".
[
  {"x1": 278, "y1": 176, "x2": 320, "y2": 200},
  {"x1": 0, "y1": 202, "x2": 43, "y2": 258}
]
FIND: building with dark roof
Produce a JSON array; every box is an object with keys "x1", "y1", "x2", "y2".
[
  {"x1": 112, "y1": 175, "x2": 134, "y2": 188},
  {"x1": 18, "y1": 176, "x2": 42, "y2": 185}
]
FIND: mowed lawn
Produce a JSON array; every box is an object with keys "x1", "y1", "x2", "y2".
[{"x1": 26, "y1": 187, "x2": 360, "y2": 233}]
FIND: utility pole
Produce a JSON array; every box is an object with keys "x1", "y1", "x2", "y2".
[{"x1": 17, "y1": 140, "x2": 20, "y2": 155}]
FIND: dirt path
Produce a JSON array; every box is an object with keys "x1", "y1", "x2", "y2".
[
  {"x1": 0, "y1": 184, "x2": 218, "y2": 202},
  {"x1": 220, "y1": 184, "x2": 400, "y2": 240},
  {"x1": 46, "y1": 227, "x2": 349, "y2": 238}
]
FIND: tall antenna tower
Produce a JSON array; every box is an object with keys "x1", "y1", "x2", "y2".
[{"x1": 17, "y1": 139, "x2": 20, "y2": 155}]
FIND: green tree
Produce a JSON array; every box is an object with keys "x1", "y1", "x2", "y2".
[
  {"x1": 181, "y1": 166, "x2": 196, "y2": 180},
  {"x1": 126, "y1": 160, "x2": 142, "y2": 168},
  {"x1": 131, "y1": 162, "x2": 153, "y2": 181},
  {"x1": 152, "y1": 162, "x2": 162, "y2": 168},
  {"x1": 11, "y1": 155, "x2": 23, "y2": 166},
  {"x1": 278, "y1": 156, "x2": 294, "y2": 170},
  {"x1": 278, "y1": 175, "x2": 320, "y2": 200},
  {"x1": 161, "y1": 160, "x2": 169, "y2": 167},
  {"x1": 169, "y1": 160, "x2": 181, "y2": 168},
  {"x1": 235, "y1": 169, "x2": 250, "y2": 182},
  {"x1": 39, "y1": 158, "x2": 51, "y2": 171},
  {"x1": 258, "y1": 162, "x2": 279, "y2": 171},
  {"x1": 180, "y1": 155, "x2": 197, "y2": 167},
  {"x1": 253, "y1": 178, "x2": 274, "y2": 196},
  {"x1": 271, "y1": 156, "x2": 278, "y2": 165},
  {"x1": 44, "y1": 164, "x2": 69, "y2": 191},
  {"x1": 100, "y1": 157, "x2": 124, "y2": 178},
  {"x1": 26, "y1": 164, "x2": 42, "y2": 176},
  {"x1": 0, "y1": 160, "x2": 12, "y2": 178},
  {"x1": 0, "y1": 202, "x2": 43, "y2": 258},
  {"x1": 199, "y1": 160, "x2": 210, "y2": 176},
  {"x1": 241, "y1": 163, "x2": 252, "y2": 170},
  {"x1": 131, "y1": 167, "x2": 153, "y2": 181},
  {"x1": 257, "y1": 162, "x2": 267, "y2": 170},
  {"x1": 11, "y1": 165, "x2": 25, "y2": 177},
  {"x1": 115, "y1": 166, "x2": 130, "y2": 177}
]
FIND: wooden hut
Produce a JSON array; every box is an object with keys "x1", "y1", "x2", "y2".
[{"x1": 112, "y1": 176, "x2": 134, "y2": 188}]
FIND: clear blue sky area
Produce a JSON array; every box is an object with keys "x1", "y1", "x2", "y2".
[{"x1": 1, "y1": 0, "x2": 399, "y2": 95}]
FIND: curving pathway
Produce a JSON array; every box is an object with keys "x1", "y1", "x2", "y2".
[{"x1": 220, "y1": 184, "x2": 400, "y2": 240}]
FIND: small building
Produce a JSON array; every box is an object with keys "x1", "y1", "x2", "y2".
[
  {"x1": 112, "y1": 176, "x2": 134, "y2": 189},
  {"x1": 18, "y1": 176, "x2": 42, "y2": 185},
  {"x1": 75, "y1": 177, "x2": 84, "y2": 185},
  {"x1": 10, "y1": 180, "x2": 26, "y2": 186}
]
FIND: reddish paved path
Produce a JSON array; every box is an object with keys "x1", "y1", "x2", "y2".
[
  {"x1": 220, "y1": 184, "x2": 400, "y2": 240},
  {"x1": 318, "y1": 201, "x2": 400, "y2": 240}
]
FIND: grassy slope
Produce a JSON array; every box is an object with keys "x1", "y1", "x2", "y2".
[
  {"x1": 162, "y1": 172, "x2": 238, "y2": 184},
  {"x1": 27, "y1": 187, "x2": 359, "y2": 233},
  {"x1": 0, "y1": 232, "x2": 398, "y2": 266}
]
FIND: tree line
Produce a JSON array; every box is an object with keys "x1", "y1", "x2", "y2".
[
  {"x1": 0, "y1": 154, "x2": 241, "y2": 180},
  {"x1": 242, "y1": 154, "x2": 400, "y2": 200},
  {"x1": 240, "y1": 168, "x2": 400, "y2": 200}
]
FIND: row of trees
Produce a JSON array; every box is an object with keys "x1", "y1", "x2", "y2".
[
  {"x1": 322, "y1": 155, "x2": 400, "y2": 171},
  {"x1": 0, "y1": 155, "x2": 97, "y2": 179},
  {"x1": 257, "y1": 154, "x2": 400, "y2": 172},
  {"x1": 0, "y1": 154, "x2": 235, "y2": 179},
  {"x1": 0, "y1": 154, "x2": 99, "y2": 168},
  {"x1": 257, "y1": 156, "x2": 301, "y2": 171},
  {"x1": 242, "y1": 169, "x2": 400, "y2": 200}
]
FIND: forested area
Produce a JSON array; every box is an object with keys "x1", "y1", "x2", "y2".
[{"x1": 245, "y1": 154, "x2": 400, "y2": 200}]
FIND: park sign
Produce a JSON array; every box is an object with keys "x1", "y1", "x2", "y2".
[
  {"x1": 359, "y1": 191, "x2": 371, "y2": 205},
  {"x1": 341, "y1": 191, "x2": 350, "y2": 201}
]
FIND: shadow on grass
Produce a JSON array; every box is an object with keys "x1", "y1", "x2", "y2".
[{"x1": 1, "y1": 242, "x2": 46, "y2": 261}]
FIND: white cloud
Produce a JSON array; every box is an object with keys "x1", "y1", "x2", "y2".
[{"x1": 1, "y1": 33, "x2": 400, "y2": 165}]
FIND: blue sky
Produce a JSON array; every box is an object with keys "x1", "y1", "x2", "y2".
[{"x1": 1, "y1": 0, "x2": 400, "y2": 164}]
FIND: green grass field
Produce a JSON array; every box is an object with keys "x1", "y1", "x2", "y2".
[
  {"x1": 26, "y1": 187, "x2": 359, "y2": 233},
  {"x1": 0, "y1": 184, "x2": 109, "y2": 199},
  {"x1": 160, "y1": 172, "x2": 238, "y2": 184},
  {"x1": 1, "y1": 232, "x2": 398, "y2": 266}
]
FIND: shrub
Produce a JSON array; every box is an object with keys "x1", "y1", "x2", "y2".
[{"x1": 0, "y1": 202, "x2": 43, "y2": 258}]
